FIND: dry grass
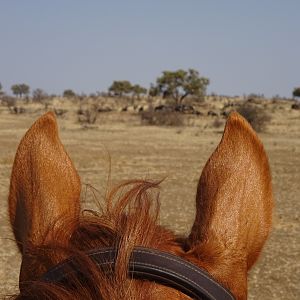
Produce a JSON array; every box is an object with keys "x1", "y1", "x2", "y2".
[
  {"x1": 0, "y1": 98, "x2": 299, "y2": 299},
  {"x1": 140, "y1": 110, "x2": 184, "y2": 126}
]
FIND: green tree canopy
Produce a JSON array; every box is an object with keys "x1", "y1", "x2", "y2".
[
  {"x1": 152, "y1": 69, "x2": 209, "y2": 104},
  {"x1": 63, "y1": 89, "x2": 76, "y2": 98},
  {"x1": 0, "y1": 82, "x2": 5, "y2": 97},
  {"x1": 11, "y1": 83, "x2": 30, "y2": 98},
  {"x1": 149, "y1": 83, "x2": 160, "y2": 97},
  {"x1": 108, "y1": 80, "x2": 132, "y2": 97},
  {"x1": 131, "y1": 84, "x2": 147, "y2": 99},
  {"x1": 293, "y1": 87, "x2": 300, "y2": 98}
]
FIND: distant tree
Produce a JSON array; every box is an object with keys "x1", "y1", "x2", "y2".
[
  {"x1": 108, "y1": 80, "x2": 132, "y2": 97},
  {"x1": 152, "y1": 69, "x2": 209, "y2": 104},
  {"x1": 131, "y1": 84, "x2": 147, "y2": 99},
  {"x1": 149, "y1": 83, "x2": 160, "y2": 97},
  {"x1": 20, "y1": 84, "x2": 30, "y2": 97},
  {"x1": 33, "y1": 88, "x2": 48, "y2": 102},
  {"x1": 0, "y1": 82, "x2": 4, "y2": 97},
  {"x1": 63, "y1": 89, "x2": 76, "y2": 98},
  {"x1": 293, "y1": 87, "x2": 300, "y2": 98},
  {"x1": 11, "y1": 83, "x2": 30, "y2": 98}
]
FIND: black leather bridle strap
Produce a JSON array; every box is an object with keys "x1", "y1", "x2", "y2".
[{"x1": 42, "y1": 247, "x2": 235, "y2": 300}]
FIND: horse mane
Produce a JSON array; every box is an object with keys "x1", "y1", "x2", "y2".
[
  {"x1": 12, "y1": 180, "x2": 185, "y2": 300},
  {"x1": 8, "y1": 112, "x2": 274, "y2": 299}
]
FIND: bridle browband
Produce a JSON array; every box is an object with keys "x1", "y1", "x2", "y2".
[{"x1": 42, "y1": 246, "x2": 235, "y2": 300}]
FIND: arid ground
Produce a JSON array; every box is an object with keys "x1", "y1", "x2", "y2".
[{"x1": 0, "y1": 97, "x2": 299, "y2": 299}]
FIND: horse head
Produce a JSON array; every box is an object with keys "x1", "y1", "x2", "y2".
[{"x1": 8, "y1": 112, "x2": 273, "y2": 299}]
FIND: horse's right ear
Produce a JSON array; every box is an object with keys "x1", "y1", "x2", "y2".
[
  {"x1": 8, "y1": 112, "x2": 81, "y2": 255},
  {"x1": 188, "y1": 112, "x2": 273, "y2": 299}
]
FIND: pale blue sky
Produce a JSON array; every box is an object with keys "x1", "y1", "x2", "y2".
[{"x1": 0, "y1": 1, "x2": 299, "y2": 97}]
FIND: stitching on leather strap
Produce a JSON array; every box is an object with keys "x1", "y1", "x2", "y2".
[
  {"x1": 41, "y1": 246, "x2": 235, "y2": 300},
  {"x1": 134, "y1": 249, "x2": 230, "y2": 295}
]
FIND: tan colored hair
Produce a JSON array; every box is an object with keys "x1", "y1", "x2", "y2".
[{"x1": 8, "y1": 112, "x2": 273, "y2": 299}]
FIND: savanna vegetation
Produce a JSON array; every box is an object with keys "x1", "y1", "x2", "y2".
[
  {"x1": 0, "y1": 75, "x2": 299, "y2": 300},
  {"x1": 0, "y1": 74, "x2": 299, "y2": 131}
]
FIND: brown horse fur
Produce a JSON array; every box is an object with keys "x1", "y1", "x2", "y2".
[{"x1": 8, "y1": 112, "x2": 273, "y2": 299}]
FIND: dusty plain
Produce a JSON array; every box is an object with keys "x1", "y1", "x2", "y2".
[{"x1": 0, "y1": 98, "x2": 299, "y2": 299}]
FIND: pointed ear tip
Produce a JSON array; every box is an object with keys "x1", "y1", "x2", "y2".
[
  {"x1": 227, "y1": 111, "x2": 246, "y2": 124},
  {"x1": 226, "y1": 111, "x2": 255, "y2": 134},
  {"x1": 40, "y1": 111, "x2": 57, "y2": 124},
  {"x1": 224, "y1": 112, "x2": 268, "y2": 156},
  {"x1": 34, "y1": 111, "x2": 57, "y2": 131},
  {"x1": 20, "y1": 112, "x2": 59, "y2": 144}
]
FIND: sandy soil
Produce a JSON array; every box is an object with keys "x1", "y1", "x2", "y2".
[{"x1": 0, "y1": 103, "x2": 299, "y2": 299}]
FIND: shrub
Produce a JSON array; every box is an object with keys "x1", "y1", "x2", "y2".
[
  {"x1": 212, "y1": 118, "x2": 224, "y2": 129},
  {"x1": 63, "y1": 89, "x2": 76, "y2": 98},
  {"x1": 291, "y1": 102, "x2": 300, "y2": 110},
  {"x1": 54, "y1": 108, "x2": 68, "y2": 117},
  {"x1": 9, "y1": 106, "x2": 26, "y2": 114},
  {"x1": 33, "y1": 89, "x2": 48, "y2": 103},
  {"x1": 292, "y1": 87, "x2": 300, "y2": 98},
  {"x1": 140, "y1": 110, "x2": 183, "y2": 126},
  {"x1": 237, "y1": 104, "x2": 271, "y2": 132},
  {"x1": 78, "y1": 103, "x2": 99, "y2": 124},
  {"x1": 1, "y1": 96, "x2": 16, "y2": 107}
]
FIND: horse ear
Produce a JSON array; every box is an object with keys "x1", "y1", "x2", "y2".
[
  {"x1": 187, "y1": 112, "x2": 273, "y2": 297},
  {"x1": 8, "y1": 112, "x2": 81, "y2": 252}
]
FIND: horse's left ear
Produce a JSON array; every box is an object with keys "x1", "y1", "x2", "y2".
[
  {"x1": 187, "y1": 112, "x2": 273, "y2": 299},
  {"x1": 8, "y1": 112, "x2": 81, "y2": 254}
]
